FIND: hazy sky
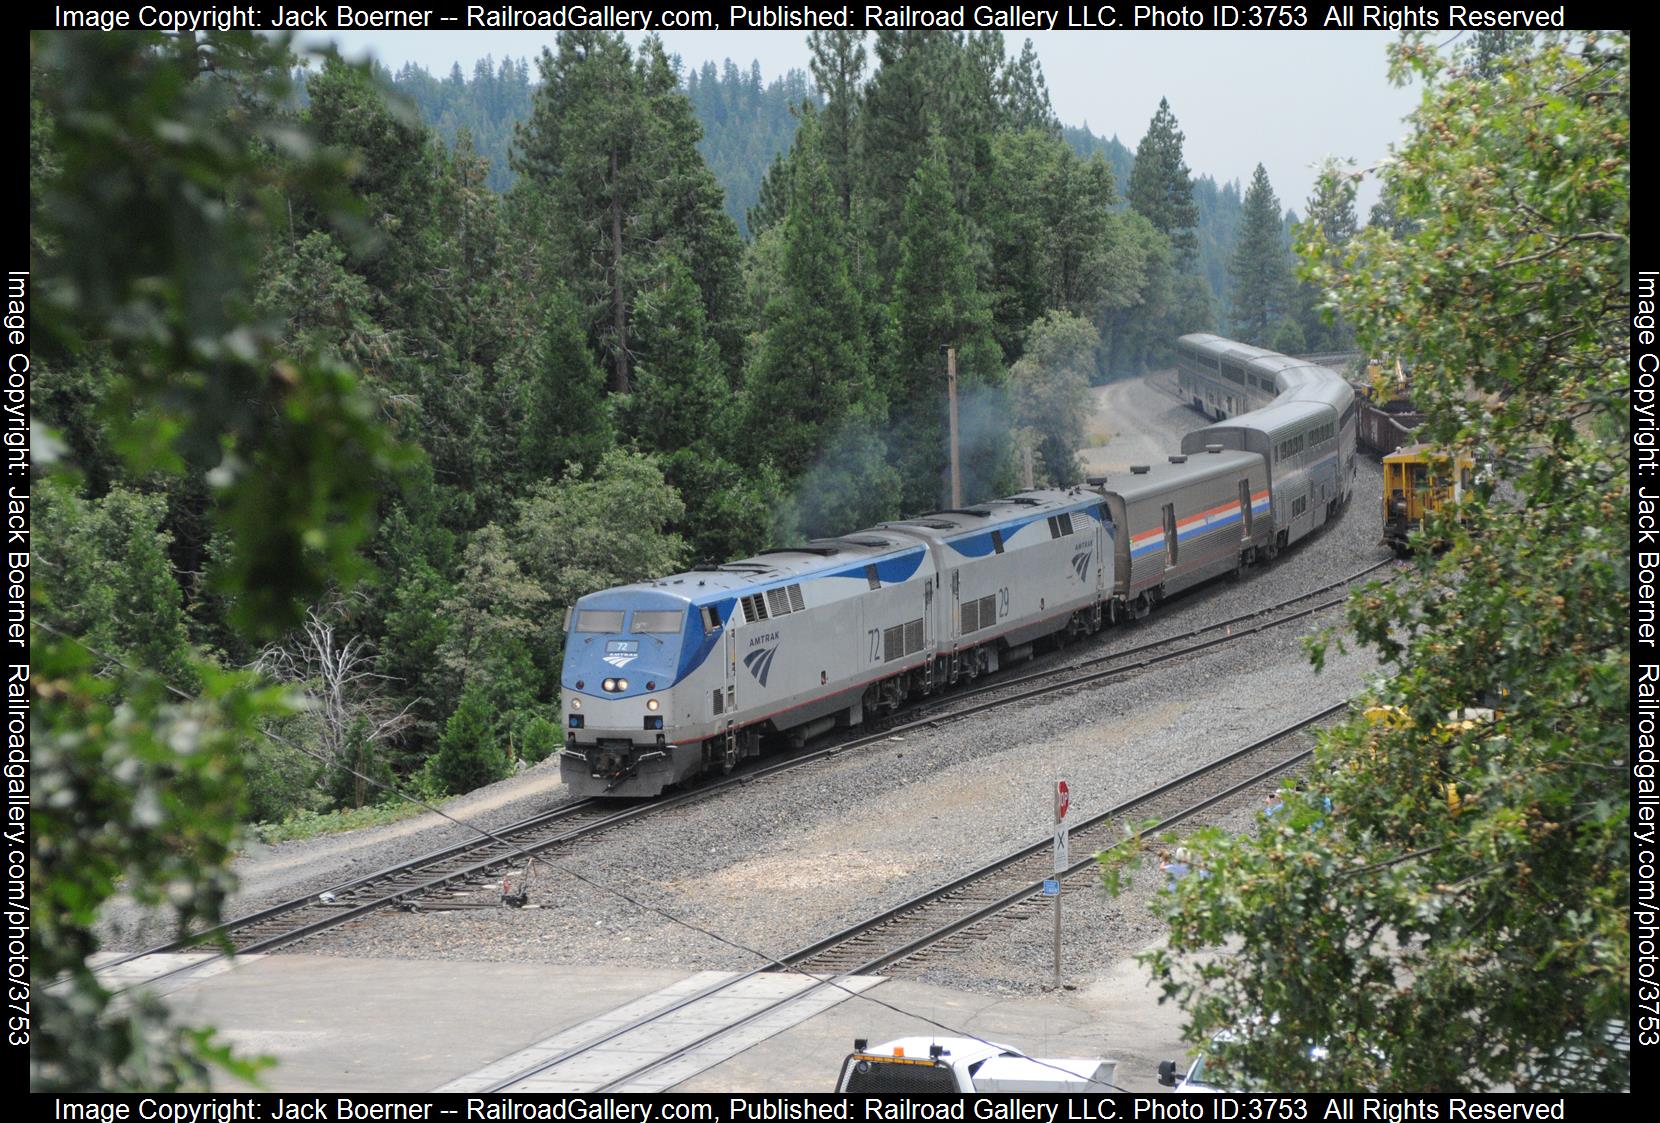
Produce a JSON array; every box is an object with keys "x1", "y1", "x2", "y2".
[{"x1": 322, "y1": 30, "x2": 1426, "y2": 214}]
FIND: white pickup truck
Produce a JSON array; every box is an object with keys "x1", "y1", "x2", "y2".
[{"x1": 836, "y1": 1037, "x2": 1117, "y2": 1093}]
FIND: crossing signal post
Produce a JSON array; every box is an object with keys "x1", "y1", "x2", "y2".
[{"x1": 1052, "y1": 779, "x2": 1070, "y2": 989}]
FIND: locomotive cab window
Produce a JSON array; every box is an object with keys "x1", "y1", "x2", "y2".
[
  {"x1": 575, "y1": 610, "x2": 625, "y2": 633},
  {"x1": 991, "y1": 529, "x2": 1004, "y2": 554},
  {"x1": 700, "y1": 605, "x2": 721, "y2": 634},
  {"x1": 631, "y1": 610, "x2": 684, "y2": 634}
]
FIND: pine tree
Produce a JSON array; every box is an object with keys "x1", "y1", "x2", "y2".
[
  {"x1": 434, "y1": 681, "x2": 509, "y2": 793},
  {"x1": 1228, "y1": 164, "x2": 1292, "y2": 347},
  {"x1": 1293, "y1": 158, "x2": 1360, "y2": 351},
  {"x1": 889, "y1": 139, "x2": 1007, "y2": 511},
  {"x1": 514, "y1": 33, "x2": 745, "y2": 394},
  {"x1": 515, "y1": 288, "x2": 613, "y2": 483},
  {"x1": 807, "y1": 30, "x2": 866, "y2": 221},
  {"x1": 1127, "y1": 98, "x2": 1200, "y2": 267},
  {"x1": 745, "y1": 122, "x2": 878, "y2": 480},
  {"x1": 1000, "y1": 39, "x2": 1057, "y2": 132}
]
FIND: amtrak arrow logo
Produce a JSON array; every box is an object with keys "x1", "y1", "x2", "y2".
[
  {"x1": 1071, "y1": 546, "x2": 1094, "y2": 582},
  {"x1": 602, "y1": 652, "x2": 637, "y2": 668},
  {"x1": 743, "y1": 645, "x2": 778, "y2": 687}
]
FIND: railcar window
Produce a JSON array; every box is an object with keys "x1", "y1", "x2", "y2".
[
  {"x1": 575, "y1": 610, "x2": 625, "y2": 633},
  {"x1": 630, "y1": 610, "x2": 684, "y2": 634},
  {"x1": 1292, "y1": 496, "x2": 1308, "y2": 518},
  {"x1": 1162, "y1": 502, "x2": 1179, "y2": 566}
]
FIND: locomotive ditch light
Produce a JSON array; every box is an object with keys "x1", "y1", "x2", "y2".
[
  {"x1": 570, "y1": 698, "x2": 581, "y2": 709},
  {"x1": 646, "y1": 698, "x2": 660, "y2": 711}
]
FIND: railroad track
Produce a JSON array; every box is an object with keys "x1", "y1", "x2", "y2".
[
  {"x1": 900, "y1": 557, "x2": 1392, "y2": 724},
  {"x1": 455, "y1": 704, "x2": 1343, "y2": 1093},
  {"x1": 105, "y1": 561, "x2": 1387, "y2": 986},
  {"x1": 779, "y1": 702, "x2": 1343, "y2": 977}
]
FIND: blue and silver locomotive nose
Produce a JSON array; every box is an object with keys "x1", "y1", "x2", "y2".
[{"x1": 559, "y1": 591, "x2": 714, "y2": 796}]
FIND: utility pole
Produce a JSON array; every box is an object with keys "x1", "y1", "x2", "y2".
[{"x1": 945, "y1": 345, "x2": 962, "y2": 508}]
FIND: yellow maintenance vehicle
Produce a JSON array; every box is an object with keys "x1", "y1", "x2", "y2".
[{"x1": 1381, "y1": 444, "x2": 1476, "y2": 555}]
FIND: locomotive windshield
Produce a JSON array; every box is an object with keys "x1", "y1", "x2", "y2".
[
  {"x1": 574, "y1": 610, "x2": 625, "y2": 633},
  {"x1": 630, "y1": 610, "x2": 685, "y2": 634}
]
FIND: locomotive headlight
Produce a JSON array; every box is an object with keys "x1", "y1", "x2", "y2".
[
  {"x1": 602, "y1": 678, "x2": 617, "y2": 692},
  {"x1": 616, "y1": 678, "x2": 629, "y2": 691},
  {"x1": 646, "y1": 698, "x2": 660, "y2": 712}
]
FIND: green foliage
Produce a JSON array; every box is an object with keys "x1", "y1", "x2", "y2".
[
  {"x1": 744, "y1": 119, "x2": 886, "y2": 485},
  {"x1": 34, "y1": 479, "x2": 194, "y2": 688},
  {"x1": 1147, "y1": 32, "x2": 1630, "y2": 1092},
  {"x1": 1228, "y1": 163, "x2": 1293, "y2": 347},
  {"x1": 514, "y1": 32, "x2": 745, "y2": 394},
  {"x1": 384, "y1": 56, "x2": 534, "y2": 193},
  {"x1": 1127, "y1": 97, "x2": 1201, "y2": 266},
  {"x1": 31, "y1": 30, "x2": 410, "y2": 1088},
  {"x1": 250, "y1": 798, "x2": 427, "y2": 845},
  {"x1": 890, "y1": 139, "x2": 1007, "y2": 511},
  {"x1": 807, "y1": 31, "x2": 866, "y2": 222},
  {"x1": 31, "y1": 638, "x2": 284, "y2": 1090},
  {"x1": 515, "y1": 714, "x2": 562, "y2": 766},
  {"x1": 684, "y1": 59, "x2": 816, "y2": 236},
  {"x1": 436, "y1": 524, "x2": 548, "y2": 725},
  {"x1": 516, "y1": 288, "x2": 615, "y2": 482},
  {"x1": 983, "y1": 130, "x2": 1124, "y2": 359},
  {"x1": 507, "y1": 448, "x2": 689, "y2": 609},
  {"x1": 1008, "y1": 311, "x2": 1099, "y2": 486},
  {"x1": 1290, "y1": 158, "x2": 1360, "y2": 352},
  {"x1": 34, "y1": 33, "x2": 412, "y2": 639},
  {"x1": 433, "y1": 681, "x2": 508, "y2": 794}
]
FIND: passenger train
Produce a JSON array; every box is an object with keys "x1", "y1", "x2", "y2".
[{"x1": 560, "y1": 335, "x2": 1357, "y2": 797}]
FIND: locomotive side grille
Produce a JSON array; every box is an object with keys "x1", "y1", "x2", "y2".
[
  {"x1": 766, "y1": 587, "x2": 791, "y2": 617},
  {"x1": 883, "y1": 624, "x2": 904, "y2": 662},
  {"x1": 712, "y1": 688, "x2": 724, "y2": 716},
  {"x1": 788, "y1": 583, "x2": 805, "y2": 612},
  {"x1": 743, "y1": 593, "x2": 768, "y2": 621},
  {"x1": 904, "y1": 618, "x2": 923, "y2": 654},
  {"x1": 977, "y1": 594, "x2": 997, "y2": 628},
  {"x1": 961, "y1": 600, "x2": 980, "y2": 634}
]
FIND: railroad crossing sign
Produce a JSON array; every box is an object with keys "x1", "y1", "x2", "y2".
[{"x1": 1053, "y1": 820, "x2": 1070, "y2": 872}]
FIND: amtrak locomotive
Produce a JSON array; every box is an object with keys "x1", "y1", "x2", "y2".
[{"x1": 560, "y1": 335, "x2": 1356, "y2": 797}]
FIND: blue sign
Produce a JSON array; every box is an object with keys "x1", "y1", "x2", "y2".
[{"x1": 1042, "y1": 879, "x2": 1060, "y2": 896}]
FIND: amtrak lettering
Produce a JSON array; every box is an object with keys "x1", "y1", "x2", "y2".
[{"x1": 747, "y1": 631, "x2": 780, "y2": 647}]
